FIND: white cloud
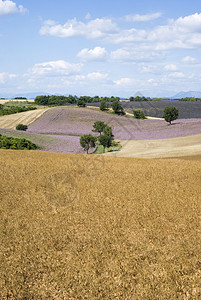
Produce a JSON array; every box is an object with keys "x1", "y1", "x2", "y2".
[
  {"x1": 110, "y1": 13, "x2": 201, "y2": 50},
  {"x1": 175, "y1": 13, "x2": 201, "y2": 32},
  {"x1": 182, "y1": 56, "x2": 198, "y2": 64},
  {"x1": 0, "y1": 72, "x2": 17, "y2": 84},
  {"x1": 168, "y1": 72, "x2": 185, "y2": 78},
  {"x1": 87, "y1": 72, "x2": 108, "y2": 80},
  {"x1": 110, "y1": 47, "x2": 162, "y2": 62},
  {"x1": 39, "y1": 13, "x2": 201, "y2": 51},
  {"x1": 74, "y1": 72, "x2": 109, "y2": 81},
  {"x1": 114, "y1": 77, "x2": 141, "y2": 87},
  {"x1": 0, "y1": 0, "x2": 27, "y2": 16},
  {"x1": 164, "y1": 64, "x2": 178, "y2": 71},
  {"x1": 124, "y1": 12, "x2": 162, "y2": 22},
  {"x1": 40, "y1": 17, "x2": 118, "y2": 39},
  {"x1": 30, "y1": 60, "x2": 82, "y2": 76},
  {"x1": 77, "y1": 47, "x2": 108, "y2": 61}
]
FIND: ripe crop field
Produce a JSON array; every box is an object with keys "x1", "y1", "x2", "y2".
[
  {"x1": 0, "y1": 108, "x2": 49, "y2": 129},
  {"x1": 0, "y1": 150, "x2": 200, "y2": 299}
]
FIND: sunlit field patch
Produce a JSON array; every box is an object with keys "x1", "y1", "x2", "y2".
[{"x1": 0, "y1": 150, "x2": 200, "y2": 299}]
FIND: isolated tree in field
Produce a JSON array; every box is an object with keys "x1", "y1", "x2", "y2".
[
  {"x1": 163, "y1": 106, "x2": 179, "y2": 124},
  {"x1": 100, "y1": 99, "x2": 109, "y2": 111},
  {"x1": 80, "y1": 134, "x2": 97, "y2": 153},
  {"x1": 92, "y1": 121, "x2": 107, "y2": 136},
  {"x1": 111, "y1": 100, "x2": 125, "y2": 115},
  {"x1": 16, "y1": 124, "x2": 28, "y2": 131}
]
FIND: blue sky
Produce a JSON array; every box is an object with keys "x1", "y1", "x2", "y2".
[{"x1": 1, "y1": 0, "x2": 201, "y2": 97}]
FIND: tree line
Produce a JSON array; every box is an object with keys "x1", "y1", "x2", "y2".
[
  {"x1": 0, "y1": 104, "x2": 36, "y2": 116},
  {"x1": 34, "y1": 95, "x2": 120, "y2": 106}
]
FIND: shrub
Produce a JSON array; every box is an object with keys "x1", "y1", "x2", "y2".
[
  {"x1": 16, "y1": 124, "x2": 28, "y2": 131},
  {"x1": 0, "y1": 135, "x2": 37, "y2": 150},
  {"x1": 133, "y1": 109, "x2": 146, "y2": 119}
]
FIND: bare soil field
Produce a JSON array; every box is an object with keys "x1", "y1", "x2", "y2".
[
  {"x1": 0, "y1": 150, "x2": 200, "y2": 299},
  {"x1": 0, "y1": 108, "x2": 49, "y2": 129}
]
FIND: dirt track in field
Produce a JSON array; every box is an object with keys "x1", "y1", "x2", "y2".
[
  {"x1": 0, "y1": 108, "x2": 49, "y2": 129},
  {"x1": 105, "y1": 134, "x2": 201, "y2": 158}
]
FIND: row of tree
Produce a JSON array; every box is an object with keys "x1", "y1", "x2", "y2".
[
  {"x1": 34, "y1": 95, "x2": 120, "y2": 106},
  {"x1": 0, "y1": 104, "x2": 36, "y2": 116}
]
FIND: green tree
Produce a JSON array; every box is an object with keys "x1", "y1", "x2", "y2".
[
  {"x1": 133, "y1": 109, "x2": 146, "y2": 119},
  {"x1": 163, "y1": 106, "x2": 179, "y2": 125},
  {"x1": 16, "y1": 124, "x2": 28, "y2": 131},
  {"x1": 103, "y1": 125, "x2": 113, "y2": 138},
  {"x1": 80, "y1": 134, "x2": 97, "y2": 153},
  {"x1": 92, "y1": 121, "x2": 107, "y2": 136},
  {"x1": 98, "y1": 134, "x2": 112, "y2": 152},
  {"x1": 100, "y1": 99, "x2": 109, "y2": 111},
  {"x1": 111, "y1": 100, "x2": 125, "y2": 115},
  {"x1": 97, "y1": 125, "x2": 114, "y2": 152},
  {"x1": 77, "y1": 99, "x2": 86, "y2": 107}
]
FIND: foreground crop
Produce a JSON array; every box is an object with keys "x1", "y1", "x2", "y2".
[{"x1": 0, "y1": 150, "x2": 200, "y2": 299}]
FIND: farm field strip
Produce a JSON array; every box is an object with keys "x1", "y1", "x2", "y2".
[
  {"x1": 105, "y1": 134, "x2": 201, "y2": 158},
  {"x1": 27, "y1": 107, "x2": 201, "y2": 140},
  {"x1": 0, "y1": 150, "x2": 200, "y2": 299},
  {"x1": 0, "y1": 99, "x2": 35, "y2": 104},
  {"x1": 0, "y1": 108, "x2": 49, "y2": 129},
  {"x1": 1, "y1": 106, "x2": 201, "y2": 157}
]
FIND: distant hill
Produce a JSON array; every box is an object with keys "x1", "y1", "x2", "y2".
[
  {"x1": 134, "y1": 91, "x2": 144, "y2": 97},
  {"x1": 171, "y1": 91, "x2": 201, "y2": 99}
]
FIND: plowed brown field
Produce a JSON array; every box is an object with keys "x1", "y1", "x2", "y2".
[{"x1": 0, "y1": 150, "x2": 200, "y2": 299}]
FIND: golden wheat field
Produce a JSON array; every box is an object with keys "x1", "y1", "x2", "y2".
[{"x1": 0, "y1": 150, "x2": 200, "y2": 299}]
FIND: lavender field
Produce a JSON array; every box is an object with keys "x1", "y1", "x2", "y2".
[
  {"x1": 88, "y1": 100, "x2": 201, "y2": 119},
  {"x1": 1, "y1": 106, "x2": 201, "y2": 153}
]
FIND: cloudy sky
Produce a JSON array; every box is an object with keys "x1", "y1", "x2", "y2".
[{"x1": 1, "y1": 0, "x2": 201, "y2": 97}]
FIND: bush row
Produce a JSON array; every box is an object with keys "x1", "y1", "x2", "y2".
[
  {"x1": 0, "y1": 135, "x2": 37, "y2": 150},
  {"x1": 0, "y1": 105, "x2": 36, "y2": 116}
]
